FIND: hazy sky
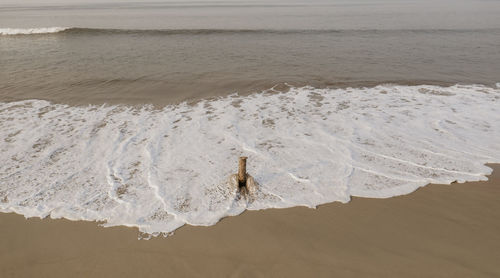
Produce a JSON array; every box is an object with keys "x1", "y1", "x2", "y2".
[
  {"x1": 0, "y1": 0, "x2": 460, "y2": 4},
  {"x1": 0, "y1": 0, "x2": 491, "y2": 4},
  {"x1": 0, "y1": 0, "x2": 281, "y2": 3}
]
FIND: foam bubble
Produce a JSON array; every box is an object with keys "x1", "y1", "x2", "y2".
[
  {"x1": 0, "y1": 84, "x2": 498, "y2": 236},
  {"x1": 0, "y1": 27, "x2": 69, "y2": 35}
]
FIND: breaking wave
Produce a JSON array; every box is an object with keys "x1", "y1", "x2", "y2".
[{"x1": 0, "y1": 27, "x2": 69, "y2": 35}]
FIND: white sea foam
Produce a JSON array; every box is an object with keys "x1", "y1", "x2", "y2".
[
  {"x1": 0, "y1": 84, "x2": 499, "y2": 236},
  {"x1": 0, "y1": 27, "x2": 69, "y2": 35}
]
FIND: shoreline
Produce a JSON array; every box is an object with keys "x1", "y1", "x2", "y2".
[
  {"x1": 1, "y1": 80, "x2": 494, "y2": 108},
  {"x1": 1, "y1": 164, "x2": 499, "y2": 277}
]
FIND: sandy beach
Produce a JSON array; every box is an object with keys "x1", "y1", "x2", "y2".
[
  {"x1": 1, "y1": 164, "x2": 498, "y2": 278},
  {"x1": 2, "y1": 1, "x2": 500, "y2": 277}
]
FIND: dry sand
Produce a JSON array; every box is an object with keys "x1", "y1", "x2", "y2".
[{"x1": 1, "y1": 164, "x2": 499, "y2": 278}]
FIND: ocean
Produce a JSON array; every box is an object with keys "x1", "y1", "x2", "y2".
[{"x1": 1, "y1": 0, "x2": 499, "y2": 237}]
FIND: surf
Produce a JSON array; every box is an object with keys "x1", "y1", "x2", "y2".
[
  {"x1": 0, "y1": 84, "x2": 498, "y2": 237},
  {"x1": 0, "y1": 27, "x2": 69, "y2": 35}
]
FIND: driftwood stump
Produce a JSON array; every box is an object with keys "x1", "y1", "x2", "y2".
[{"x1": 229, "y1": 156, "x2": 256, "y2": 197}]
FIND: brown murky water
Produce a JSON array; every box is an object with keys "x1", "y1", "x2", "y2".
[{"x1": 1, "y1": 0, "x2": 499, "y2": 105}]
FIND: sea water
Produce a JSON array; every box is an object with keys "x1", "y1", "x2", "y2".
[{"x1": 1, "y1": 0, "x2": 500, "y2": 236}]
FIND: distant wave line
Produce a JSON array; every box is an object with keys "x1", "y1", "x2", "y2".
[{"x1": 2, "y1": 27, "x2": 500, "y2": 36}]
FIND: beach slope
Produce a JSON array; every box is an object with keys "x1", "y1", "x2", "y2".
[{"x1": 1, "y1": 164, "x2": 499, "y2": 278}]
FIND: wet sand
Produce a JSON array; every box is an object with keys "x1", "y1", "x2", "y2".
[{"x1": 1, "y1": 164, "x2": 499, "y2": 278}]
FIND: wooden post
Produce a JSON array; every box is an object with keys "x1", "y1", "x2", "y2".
[{"x1": 238, "y1": 156, "x2": 248, "y2": 188}]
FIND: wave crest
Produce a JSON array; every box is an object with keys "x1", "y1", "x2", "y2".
[
  {"x1": 0, "y1": 27, "x2": 69, "y2": 35},
  {"x1": 2, "y1": 27, "x2": 499, "y2": 36}
]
